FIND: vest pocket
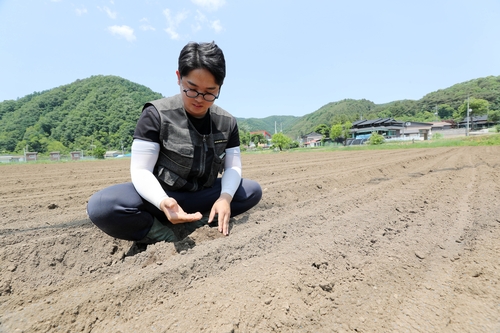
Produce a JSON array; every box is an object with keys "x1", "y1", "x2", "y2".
[
  {"x1": 157, "y1": 166, "x2": 187, "y2": 190},
  {"x1": 204, "y1": 152, "x2": 224, "y2": 187},
  {"x1": 214, "y1": 151, "x2": 225, "y2": 174}
]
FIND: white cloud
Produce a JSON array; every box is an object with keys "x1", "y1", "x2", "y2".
[
  {"x1": 193, "y1": 10, "x2": 222, "y2": 34},
  {"x1": 193, "y1": 10, "x2": 206, "y2": 32},
  {"x1": 108, "y1": 25, "x2": 136, "y2": 42},
  {"x1": 165, "y1": 27, "x2": 180, "y2": 40},
  {"x1": 191, "y1": 0, "x2": 226, "y2": 11},
  {"x1": 163, "y1": 8, "x2": 188, "y2": 40},
  {"x1": 210, "y1": 19, "x2": 223, "y2": 33},
  {"x1": 140, "y1": 18, "x2": 156, "y2": 31},
  {"x1": 195, "y1": 10, "x2": 207, "y2": 23},
  {"x1": 99, "y1": 6, "x2": 117, "y2": 19},
  {"x1": 75, "y1": 7, "x2": 88, "y2": 16},
  {"x1": 140, "y1": 24, "x2": 156, "y2": 31}
]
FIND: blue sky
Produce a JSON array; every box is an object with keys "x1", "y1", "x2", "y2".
[{"x1": 1, "y1": 0, "x2": 499, "y2": 118}]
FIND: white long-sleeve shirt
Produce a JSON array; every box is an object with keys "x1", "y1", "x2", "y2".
[{"x1": 130, "y1": 139, "x2": 242, "y2": 209}]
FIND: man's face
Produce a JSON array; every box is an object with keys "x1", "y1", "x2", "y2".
[{"x1": 177, "y1": 68, "x2": 220, "y2": 118}]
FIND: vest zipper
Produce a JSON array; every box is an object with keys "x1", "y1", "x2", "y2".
[
  {"x1": 203, "y1": 135, "x2": 208, "y2": 152},
  {"x1": 198, "y1": 135, "x2": 208, "y2": 177}
]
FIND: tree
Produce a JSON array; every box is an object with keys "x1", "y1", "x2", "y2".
[
  {"x1": 271, "y1": 132, "x2": 292, "y2": 151},
  {"x1": 330, "y1": 123, "x2": 343, "y2": 145},
  {"x1": 239, "y1": 129, "x2": 251, "y2": 147},
  {"x1": 454, "y1": 98, "x2": 490, "y2": 121},
  {"x1": 406, "y1": 111, "x2": 437, "y2": 122},
  {"x1": 437, "y1": 104, "x2": 455, "y2": 119},
  {"x1": 15, "y1": 140, "x2": 29, "y2": 154},
  {"x1": 46, "y1": 139, "x2": 68, "y2": 154},
  {"x1": 251, "y1": 133, "x2": 266, "y2": 146},
  {"x1": 491, "y1": 97, "x2": 500, "y2": 112},
  {"x1": 0, "y1": 133, "x2": 18, "y2": 152},
  {"x1": 488, "y1": 110, "x2": 500, "y2": 123},
  {"x1": 342, "y1": 121, "x2": 352, "y2": 145},
  {"x1": 314, "y1": 124, "x2": 330, "y2": 138},
  {"x1": 0, "y1": 100, "x2": 17, "y2": 119},
  {"x1": 377, "y1": 109, "x2": 392, "y2": 118}
]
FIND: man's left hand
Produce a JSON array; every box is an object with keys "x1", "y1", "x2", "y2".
[{"x1": 209, "y1": 193, "x2": 232, "y2": 235}]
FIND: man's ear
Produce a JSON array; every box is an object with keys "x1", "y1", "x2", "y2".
[{"x1": 176, "y1": 70, "x2": 181, "y2": 85}]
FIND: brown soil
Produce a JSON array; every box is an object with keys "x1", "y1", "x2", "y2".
[{"x1": 1, "y1": 146, "x2": 499, "y2": 333}]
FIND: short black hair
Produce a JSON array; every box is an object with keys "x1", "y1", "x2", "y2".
[{"x1": 178, "y1": 41, "x2": 226, "y2": 86}]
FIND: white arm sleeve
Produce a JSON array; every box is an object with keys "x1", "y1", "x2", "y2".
[
  {"x1": 221, "y1": 146, "x2": 242, "y2": 198},
  {"x1": 130, "y1": 139, "x2": 169, "y2": 209}
]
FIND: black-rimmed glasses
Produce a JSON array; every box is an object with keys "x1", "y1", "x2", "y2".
[{"x1": 182, "y1": 88, "x2": 219, "y2": 102}]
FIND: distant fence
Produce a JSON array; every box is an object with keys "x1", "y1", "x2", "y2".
[{"x1": 0, "y1": 153, "x2": 97, "y2": 163}]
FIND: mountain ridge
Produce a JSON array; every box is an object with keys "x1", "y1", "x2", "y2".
[{"x1": 1, "y1": 75, "x2": 498, "y2": 153}]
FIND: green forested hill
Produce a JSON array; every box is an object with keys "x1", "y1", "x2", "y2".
[
  {"x1": 0, "y1": 75, "x2": 162, "y2": 154},
  {"x1": 417, "y1": 76, "x2": 500, "y2": 111},
  {"x1": 1, "y1": 75, "x2": 499, "y2": 154},
  {"x1": 259, "y1": 75, "x2": 500, "y2": 139},
  {"x1": 283, "y1": 99, "x2": 376, "y2": 139},
  {"x1": 235, "y1": 115, "x2": 299, "y2": 135}
]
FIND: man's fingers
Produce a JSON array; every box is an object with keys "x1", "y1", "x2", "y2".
[
  {"x1": 208, "y1": 210, "x2": 216, "y2": 224},
  {"x1": 190, "y1": 212, "x2": 202, "y2": 221},
  {"x1": 223, "y1": 220, "x2": 229, "y2": 236},
  {"x1": 218, "y1": 214, "x2": 229, "y2": 235},
  {"x1": 169, "y1": 211, "x2": 202, "y2": 224},
  {"x1": 182, "y1": 212, "x2": 202, "y2": 222}
]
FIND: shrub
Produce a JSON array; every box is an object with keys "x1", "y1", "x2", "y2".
[
  {"x1": 92, "y1": 147, "x2": 106, "y2": 159},
  {"x1": 432, "y1": 133, "x2": 443, "y2": 140},
  {"x1": 367, "y1": 132, "x2": 384, "y2": 145}
]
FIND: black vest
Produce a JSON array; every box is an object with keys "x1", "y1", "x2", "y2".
[{"x1": 145, "y1": 95, "x2": 233, "y2": 192}]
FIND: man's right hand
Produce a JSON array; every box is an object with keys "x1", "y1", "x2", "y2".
[{"x1": 159, "y1": 197, "x2": 202, "y2": 224}]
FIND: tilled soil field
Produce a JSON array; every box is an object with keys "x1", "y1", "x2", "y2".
[{"x1": 1, "y1": 146, "x2": 499, "y2": 333}]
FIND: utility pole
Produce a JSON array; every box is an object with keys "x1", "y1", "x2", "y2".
[{"x1": 466, "y1": 95, "x2": 470, "y2": 136}]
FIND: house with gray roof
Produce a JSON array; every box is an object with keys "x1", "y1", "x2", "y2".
[{"x1": 350, "y1": 118, "x2": 432, "y2": 141}]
